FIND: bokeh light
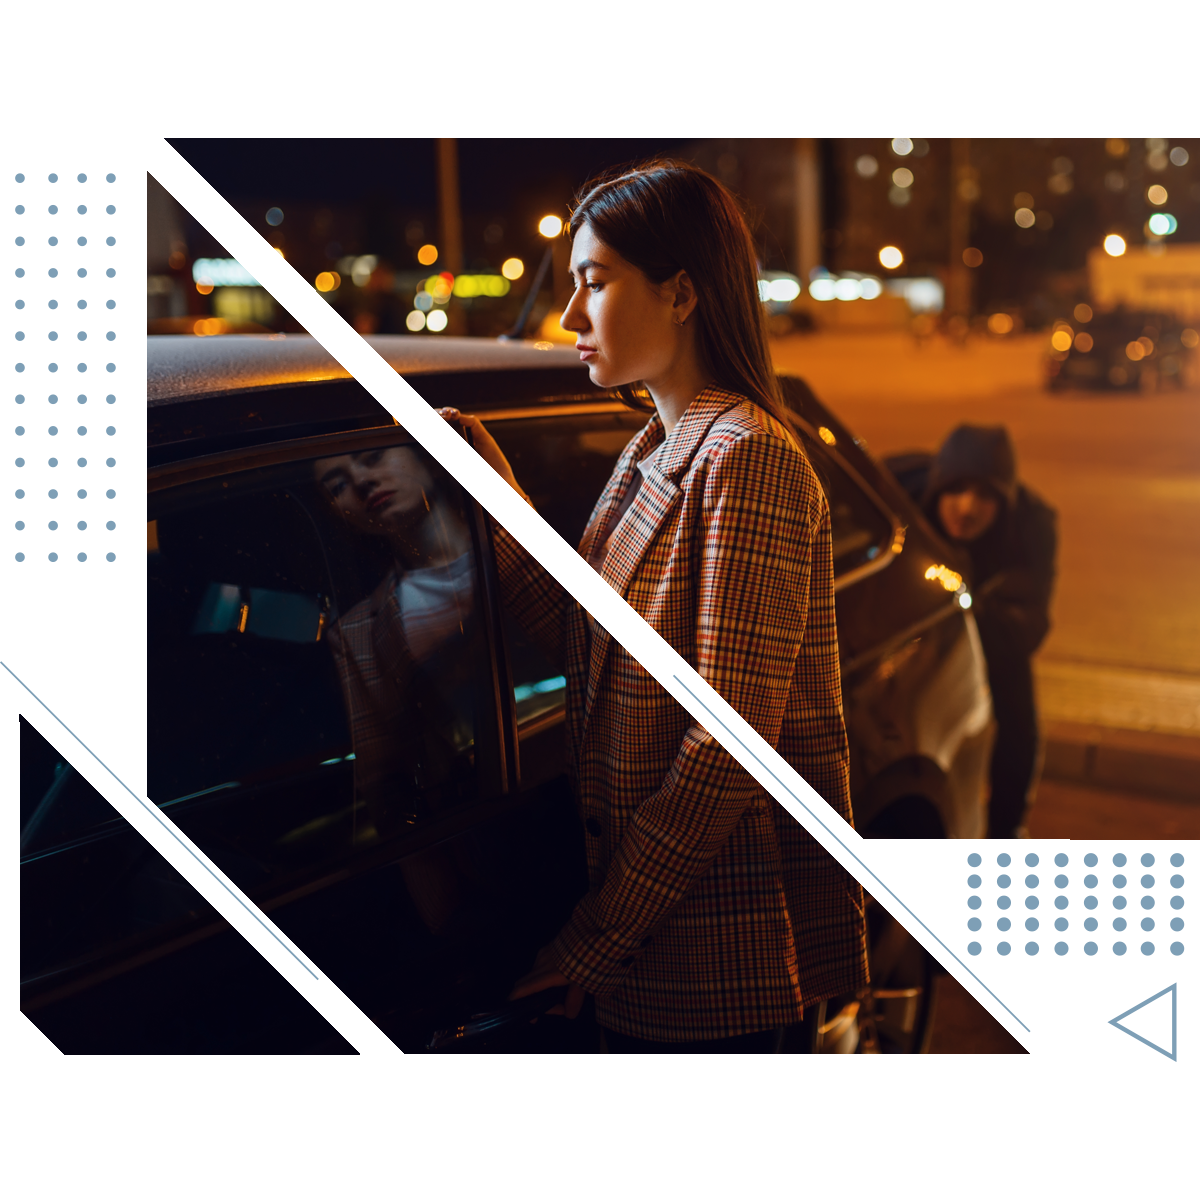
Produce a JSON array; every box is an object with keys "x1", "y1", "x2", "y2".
[
  {"x1": 989, "y1": 313, "x2": 1014, "y2": 335},
  {"x1": 426, "y1": 309, "x2": 449, "y2": 332},
  {"x1": 892, "y1": 167, "x2": 914, "y2": 189},
  {"x1": 314, "y1": 271, "x2": 340, "y2": 293},
  {"x1": 1013, "y1": 192, "x2": 1034, "y2": 209},
  {"x1": 195, "y1": 279, "x2": 214, "y2": 296},
  {"x1": 1103, "y1": 234, "x2": 1127, "y2": 257},
  {"x1": 1050, "y1": 330, "x2": 1073, "y2": 351},
  {"x1": 1074, "y1": 332, "x2": 1094, "y2": 353},
  {"x1": 1014, "y1": 207, "x2": 1036, "y2": 229},
  {"x1": 538, "y1": 215, "x2": 564, "y2": 238},
  {"x1": 1147, "y1": 184, "x2": 1168, "y2": 205},
  {"x1": 878, "y1": 245, "x2": 903, "y2": 270},
  {"x1": 452, "y1": 275, "x2": 511, "y2": 298},
  {"x1": 1147, "y1": 213, "x2": 1177, "y2": 236},
  {"x1": 766, "y1": 278, "x2": 802, "y2": 303},
  {"x1": 417, "y1": 243, "x2": 439, "y2": 266},
  {"x1": 501, "y1": 257, "x2": 525, "y2": 280},
  {"x1": 406, "y1": 310, "x2": 426, "y2": 332},
  {"x1": 351, "y1": 255, "x2": 377, "y2": 286},
  {"x1": 891, "y1": 138, "x2": 913, "y2": 156},
  {"x1": 855, "y1": 155, "x2": 878, "y2": 178},
  {"x1": 265, "y1": 207, "x2": 284, "y2": 227},
  {"x1": 1074, "y1": 303, "x2": 1093, "y2": 323},
  {"x1": 1126, "y1": 340, "x2": 1146, "y2": 362},
  {"x1": 1169, "y1": 147, "x2": 1189, "y2": 167},
  {"x1": 1181, "y1": 329, "x2": 1200, "y2": 350},
  {"x1": 962, "y1": 247, "x2": 983, "y2": 268}
]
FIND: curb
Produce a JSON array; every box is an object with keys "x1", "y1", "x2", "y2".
[{"x1": 1041, "y1": 721, "x2": 1200, "y2": 803}]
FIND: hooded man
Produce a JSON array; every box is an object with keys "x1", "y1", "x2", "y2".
[{"x1": 890, "y1": 426, "x2": 1057, "y2": 838}]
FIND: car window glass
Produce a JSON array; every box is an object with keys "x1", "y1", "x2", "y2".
[
  {"x1": 489, "y1": 408, "x2": 645, "y2": 723},
  {"x1": 489, "y1": 408, "x2": 647, "y2": 547},
  {"x1": 147, "y1": 439, "x2": 502, "y2": 868},
  {"x1": 801, "y1": 440, "x2": 894, "y2": 576}
]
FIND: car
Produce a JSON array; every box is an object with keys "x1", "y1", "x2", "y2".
[
  {"x1": 20, "y1": 333, "x2": 993, "y2": 1055},
  {"x1": 1046, "y1": 307, "x2": 1198, "y2": 392}
]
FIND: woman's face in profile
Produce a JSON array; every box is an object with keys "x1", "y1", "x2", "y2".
[
  {"x1": 316, "y1": 444, "x2": 435, "y2": 534},
  {"x1": 560, "y1": 222, "x2": 681, "y2": 390}
]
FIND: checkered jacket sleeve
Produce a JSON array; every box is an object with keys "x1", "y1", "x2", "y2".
[
  {"x1": 491, "y1": 521, "x2": 570, "y2": 673},
  {"x1": 550, "y1": 428, "x2": 828, "y2": 995}
]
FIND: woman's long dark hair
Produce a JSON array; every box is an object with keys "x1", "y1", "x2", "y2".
[{"x1": 568, "y1": 159, "x2": 794, "y2": 435}]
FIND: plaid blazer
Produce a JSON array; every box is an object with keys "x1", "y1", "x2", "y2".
[{"x1": 494, "y1": 387, "x2": 869, "y2": 1041}]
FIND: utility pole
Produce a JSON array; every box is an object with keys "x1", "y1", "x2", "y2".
[
  {"x1": 436, "y1": 137, "x2": 465, "y2": 333},
  {"x1": 947, "y1": 138, "x2": 974, "y2": 329},
  {"x1": 794, "y1": 138, "x2": 821, "y2": 283}
]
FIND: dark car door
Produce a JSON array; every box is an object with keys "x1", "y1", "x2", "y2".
[{"x1": 22, "y1": 425, "x2": 591, "y2": 1052}]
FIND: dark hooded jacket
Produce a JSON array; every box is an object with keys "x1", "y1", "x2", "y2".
[{"x1": 920, "y1": 424, "x2": 1057, "y2": 659}]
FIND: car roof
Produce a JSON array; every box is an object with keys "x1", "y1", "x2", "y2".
[{"x1": 147, "y1": 333, "x2": 586, "y2": 405}]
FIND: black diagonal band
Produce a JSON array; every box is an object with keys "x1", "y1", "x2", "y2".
[{"x1": 11, "y1": 667, "x2": 398, "y2": 1060}]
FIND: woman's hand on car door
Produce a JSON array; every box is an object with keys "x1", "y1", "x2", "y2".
[
  {"x1": 437, "y1": 408, "x2": 532, "y2": 505},
  {"x1": 509, "y1": 943, "x2": 585, "y2": 1018}
]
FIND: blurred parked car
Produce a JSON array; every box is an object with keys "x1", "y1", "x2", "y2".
[
  {"x1": 21, "y1": 335, "x2": 993, "y2": 1055},
  {"x1": 1046, "y1": 307, "x2": 1198, "y2": 392}
]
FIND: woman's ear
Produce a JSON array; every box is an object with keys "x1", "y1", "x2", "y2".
[{"x1": 669, "y1": 269, "x2": 699, "y2": 326}]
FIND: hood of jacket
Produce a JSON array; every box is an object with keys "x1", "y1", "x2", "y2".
[{"x1": 922, "y1": 423, "x2": 1018, "y2": 510}]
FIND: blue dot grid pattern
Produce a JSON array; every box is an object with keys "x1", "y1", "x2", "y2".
[
  {"x1": 5, "y1": 165, "x2": 127, "y2": 568},
  {"x1": 967, "y1": 849, "x2": 1184, "y2": 960}
]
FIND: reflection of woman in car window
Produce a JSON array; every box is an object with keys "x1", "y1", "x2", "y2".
[
  {"x1": 315, "y1": 442, "x2": 481, "y2": 933},
  {"x1": 445, "y1": 161, "x2": 869, "y2": 1051}
]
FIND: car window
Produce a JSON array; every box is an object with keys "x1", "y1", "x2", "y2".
[
  {"x1": 146, "y1": 437, "x2": 505, "y2": 875},
  {"x1": 487, "y1": 408, "x2": 645, "y2": 726},
  {"x1": 489, "y1": 408, "x2": 648, "y2": 548},
  {"x1": 801, "y1": 440, "x2": 895, "y2": 576}
]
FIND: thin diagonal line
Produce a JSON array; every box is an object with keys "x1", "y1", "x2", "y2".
[
  {"x1": 673, "y1": 674, "x2": 1030, "y2": 1033},
  {"x1": 5, "y1": 661, "x2": 319, "y2": 980}
]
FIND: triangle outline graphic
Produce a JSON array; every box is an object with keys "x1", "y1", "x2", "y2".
[{"x1": 1109, "y1": 983, "x2": 1177, "y2": 1061}]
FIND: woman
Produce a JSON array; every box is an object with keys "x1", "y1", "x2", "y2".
[{"x1": 445, "y1": 161, "x2": 867, "y2": 1051}]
